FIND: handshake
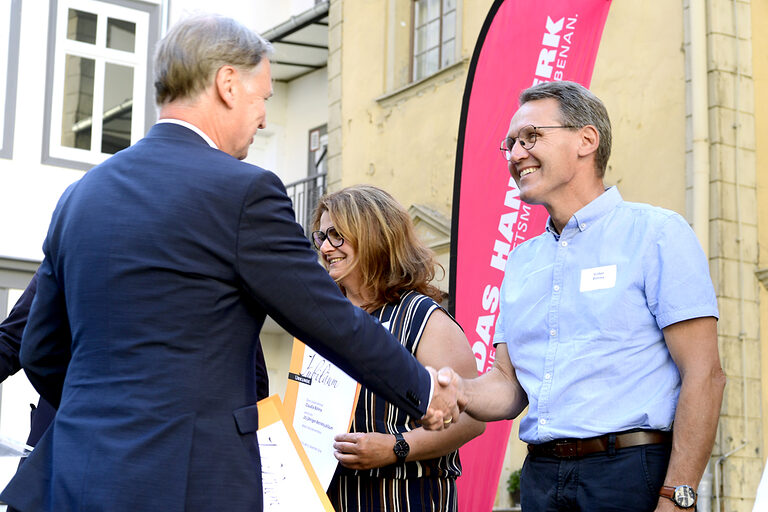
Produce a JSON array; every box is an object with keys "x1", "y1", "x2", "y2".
[
  {"x1": 420, "y1": 367, "x2": 468, "y2": 431},
  {"x1": 418, "y1": 348, "x2": 526, "y2": 430}
]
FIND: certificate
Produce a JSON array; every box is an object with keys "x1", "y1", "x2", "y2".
[
  {"x1": 257, "y1": 395, "x2": 335, "y2": 512},
  {"x1": 0, "y1": 435, "x2": 32, "y2": 457},
  {"x1": 283, "y1": 339, "x2": 360, "y2": 489}
]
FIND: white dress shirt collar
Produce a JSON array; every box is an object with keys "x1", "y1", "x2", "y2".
[{"x1": 156, "y1": 118, "x2": 218, "y2": 150}]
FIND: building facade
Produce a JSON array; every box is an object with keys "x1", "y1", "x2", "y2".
[
  {"x1": 327, "y1": 0, "x2": 766, "y2": 509},
  {"x1": 0, "y1": 0, "x2": 766, "y2": 510}
]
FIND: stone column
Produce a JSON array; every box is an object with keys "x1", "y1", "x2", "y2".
[
  {"x1": 685, "y1": 0, "x2": 761, "y2": 510},
  {"x1": 327, "y1": 0, "x2": 343, "y2": 192}
]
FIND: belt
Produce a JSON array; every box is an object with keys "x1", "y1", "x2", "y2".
[{"x1": 527, "y1": 430, "x2": 672, "y2": 459}]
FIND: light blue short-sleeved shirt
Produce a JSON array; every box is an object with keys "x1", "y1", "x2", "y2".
[{"x1": 493, "y1": 187, "x2": 718, "y2": 443}]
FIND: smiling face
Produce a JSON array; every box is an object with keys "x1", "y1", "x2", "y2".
[
  {"x1": 505, "y1": 98, "x2": 583, "y2": 208},
  {"x1": 228, "y1": 59, "x2": 273, "y2": 160},
  {"x1": 317, "y1": 210, "x2": 362, "y2": 296}
]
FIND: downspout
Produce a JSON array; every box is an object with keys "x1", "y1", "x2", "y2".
[
  {"x1": 714, "y1": 2, "x2": 750, "y2": 511},
  {"x1": 690, "y1": 0, "x2": 709, "y2": 252},
  {"x1": 688, "y1": 2, "x2": 714, "y2": 510}
]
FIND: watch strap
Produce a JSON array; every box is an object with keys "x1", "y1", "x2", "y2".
[
  {"x1": 659, "y1": 485, "x2": 696, "y2": 509},
  {"x1": 659, "y1": 486, "x2": 676, "y2": 501}
]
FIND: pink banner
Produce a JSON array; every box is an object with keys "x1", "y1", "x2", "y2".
[{"x1": 449, "y1": 1, "x2": 611, "y2": 510}]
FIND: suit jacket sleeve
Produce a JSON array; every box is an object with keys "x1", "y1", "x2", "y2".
[
  {"x1": 236, "y1": 170, "x2": 432, "y2": 418},
  {"x1": 19, "y1": 257, "x2": 72, "y2": 408},
  {"x1": 0, "y1": 272, "x2": 39, "y2": 382}
]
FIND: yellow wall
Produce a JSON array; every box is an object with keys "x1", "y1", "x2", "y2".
[
  {"x1": 339, "y1": 0, "x2": 688, "y2": 219},
  {"x1": 591, "y1": 1, "x2": 687, "y2": 213},
  {"x1": 339, "y1": 0, "x2": 492, "y2": 215},
  {"x1": 754, "y1": 0, "x2": 768, "y2": 460}
]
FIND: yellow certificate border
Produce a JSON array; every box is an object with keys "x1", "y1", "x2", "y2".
[{"x1": 257, "y1": 394, "x2": 335, "y2": 511}]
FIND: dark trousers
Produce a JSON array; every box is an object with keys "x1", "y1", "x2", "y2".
[{"x1": 521, "y1": 443, "x2": 672, "y2": 512}]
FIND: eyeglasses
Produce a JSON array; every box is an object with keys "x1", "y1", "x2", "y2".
[
  {"x1": 311, "y1": 226, "x2": 344, "y2": 250},
  {"x1": 499, "y1": 125, "x2": 577, "y2": 161}
]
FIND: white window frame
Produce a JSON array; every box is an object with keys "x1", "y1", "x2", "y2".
[
  {"x1": 47, "y1": 0, "x2": 149, "y2": 167},
  {"x1": 0, "y1": 0, "x2": 21, "y2": 159},
  {"x1": 411, "y1": 0, "x2": 460, "y2": 82}
]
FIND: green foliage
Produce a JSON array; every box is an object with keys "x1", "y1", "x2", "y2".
[{"x1": 506, "y1": 468, "x2": 521, "y2": 495}]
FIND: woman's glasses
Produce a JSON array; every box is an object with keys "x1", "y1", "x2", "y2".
[{"x1": 311, "y1": 227, "x2": 344, "y2": 250}]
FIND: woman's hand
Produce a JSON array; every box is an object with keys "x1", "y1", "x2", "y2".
[{"x1": 333, "y1": 432, "x2": 399, "y2": 470}]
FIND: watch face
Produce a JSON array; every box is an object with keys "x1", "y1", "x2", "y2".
[
  {"x1": 394, "y1": 440, "x2": 409, "y2": 459},
  {"x1": 673, "y1": 486, "x2": 696, "y2": 508}
]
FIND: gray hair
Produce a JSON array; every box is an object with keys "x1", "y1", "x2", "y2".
[
  {"x1": 154, "y1": 14, "x2": 273, "y2": 105},
  {"x1": 519, "y1": 81, "x2": 612, "y2": 177}
]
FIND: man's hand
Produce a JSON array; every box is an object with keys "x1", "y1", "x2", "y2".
[{"x1": 420, "y1": 366, "x2": 464, "y2": 430}]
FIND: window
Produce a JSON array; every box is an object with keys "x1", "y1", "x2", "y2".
[
  {"x1": 411, "y1": 0, "x2": 456, "y2": 81},
  {"x1": 0, "y1": 0, "x2": 21, "y2": 159},
  {"x1": 45, "y1": 0, "x2": 157, "y2": 168}
]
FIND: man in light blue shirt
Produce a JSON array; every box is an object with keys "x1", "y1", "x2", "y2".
[{"x1": 452, "y1": 81, "x2": 724, "y2": 511}]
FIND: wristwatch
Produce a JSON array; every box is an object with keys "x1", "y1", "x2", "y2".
[
  {"x1": 659, "y1": 485, "x2": 696, "y2": 509},
  {"x1": 393, "y1": 432, "x2": 410, "y2": 462}
]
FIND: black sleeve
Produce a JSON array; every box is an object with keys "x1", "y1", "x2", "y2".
[
  {"x1": 0, "y1": 272, "x2": 38, "y2": 382},
  {"x1": 19, "y1": 259, "x2": 72, "y2": 408}
]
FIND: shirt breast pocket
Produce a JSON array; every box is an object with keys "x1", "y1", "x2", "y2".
[{"x1": 573, "y1": 264, "x2": 649, "y2": 341}]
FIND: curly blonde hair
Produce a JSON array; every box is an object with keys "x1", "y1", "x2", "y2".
[{"x1": 312, "y1": 185, "x2": 443, "y2": 311}]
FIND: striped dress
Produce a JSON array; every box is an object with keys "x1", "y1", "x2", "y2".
[{"x1": 327, "y1": 291, "x2": 462, "y2": 512}]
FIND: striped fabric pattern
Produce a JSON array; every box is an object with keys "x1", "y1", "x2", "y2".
[{"x1": 328, "y1": 291, "x2": 461, "y2": 512}]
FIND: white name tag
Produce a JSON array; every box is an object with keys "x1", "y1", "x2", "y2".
[{"x1": 580, "y1": 265, "x2": 617, "y2": 292}]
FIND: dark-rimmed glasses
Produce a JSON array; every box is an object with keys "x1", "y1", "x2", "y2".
[
  {"x1": 499, "y1": 125, "x2": 577, "y2": 161},
  {"x1": 311, "y1": 227, "x2": 344, "y2": 250}
]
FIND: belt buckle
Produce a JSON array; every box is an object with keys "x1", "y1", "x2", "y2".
[{"x1": 554, "y1": 440, "x2": 579, "y2": 458}]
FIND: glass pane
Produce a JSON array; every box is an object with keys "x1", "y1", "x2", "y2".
[
  {"x1": 442, "y1": 11, "x2": 455, "y2": 42},
  {"x1": 67, "y1": 9, "x2": 97, "y2": 44},
  {"x1": 102, "y1": 63, "x2": 134, "y2": 154},
  {"x1": 414, "y1": 0, "x2": 428, "y2": 27},
  {"x1": 414, "y1": 53, "x2": 426, "y2": 81},
  {"x1": 441, "y1": 39, "x2": 455, "y2": 68},
  {"x1": 443, "y1": 0, "x2": 456, "y2": 11},
  {"x1": 61, "y1": 54, "x2": 95, "y2": 150},
  {"x1": 425, "y1": 47, "x2": 439, "y2": 76},
  {"x1": 414, "y1": 25, "x2": 427, "y2": 54},
  {"x1": 426, "y1": 19, "x2": 440, "y2": 49},
  {"x1": 107, "y1": 18, "x2": 136, "y2": 52},
  {"x1": 427, "y1": 0, "x2": 441, "y2": 20}
]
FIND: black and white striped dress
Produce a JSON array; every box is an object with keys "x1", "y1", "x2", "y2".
[{"x1": 327, "y1": 291, "x2": 462, "y2": 512}]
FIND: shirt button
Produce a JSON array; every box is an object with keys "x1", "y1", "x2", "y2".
[
  {"x1": 561, "y1": 241, "x2": 568, "y2": 247},
  {"x1": 544, "y1": 373, "x2": 552, "y2": 380},
  {"x1": 540, "y1": 418, "x2": 547, "y2": 425},
  {"x1": 580, "y1": 223, "x2": 587, "y2": 230},
  {"x1": 553, "y1": 285, "x2": 560, "y2": 292},
  {"x1": 549, "y1": 329, "x2": 556, "y2": 336}
]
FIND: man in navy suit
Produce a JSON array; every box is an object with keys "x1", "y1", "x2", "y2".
[
  {"x1": 1, "y1": 14, "x2": 459, "y2": 512},
  {"x1": 0, "y1": 272, "x2": 269, "y2": 453}
]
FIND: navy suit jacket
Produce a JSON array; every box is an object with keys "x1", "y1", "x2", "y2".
[
  {"x1": 1, "y1": 123, "x2": 431, "y2": 511},
  {"x1": 0, "y1": 272, "x2": 56, "y2": 448}
]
